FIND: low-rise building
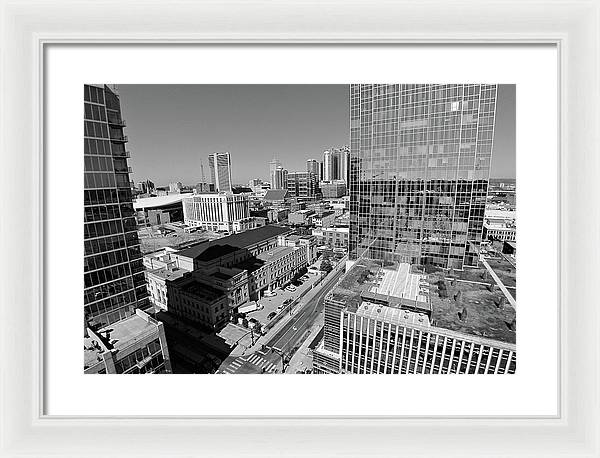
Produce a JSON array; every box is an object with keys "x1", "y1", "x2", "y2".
[
  {"x1": 84, "y1": 309, "x2": 172, "y2": 374},
  {"x1": 312, "y1": 227, "x2": 349, "y2": 249},
  {"x1": 483, "y1": 209, "x2": 516, "y2": 242},
  {"x1": 312, "y1": 210, "x2": 336, "y2": 228},
  {"x1": 288, "y1": 209, "x2": 315, "y2": 226}
]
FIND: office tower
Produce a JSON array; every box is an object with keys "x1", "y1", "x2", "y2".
[
  {"x1": 348, "y1": 84, "x2": 497, "y2": 270},
  {"x1": 320, "y1": 180, "x2": 347, "y2": 198},
  {"x1": 269, "y1": 158, "x2": 282, "y2": 188},
  {"x1": 208, "y1": 152, "x2": 233, "y2": 192},
  {"x1": 335, "y1": 146, "x2": 350, "y2": 184},
  {"x1": 84, "y1": 84, "x2": 148, "y2": 327},
  {"x1": 306, "y1": 159, "x2": 321, "y2": 182},
  {"x1": 322, "y1": 149, "x2": 334, "y2": 181},
  {"x1": 286, "y1": 171, "x2": 317, "y2": 198},
  {"x1": 182, "y1": 192, "x2": 254, "y2": 233},
  {"x1": 272, "y1": 166, "x2": 288, "y2": 190}
]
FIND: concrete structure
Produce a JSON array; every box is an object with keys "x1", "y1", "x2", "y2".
[
  {"x1": 313, "y1": 259, "x2": 516, "y2": 374},
  {"x1": 312, "y1": 227, "x2": 349, "y2": 249},
  {"x1": 320, "y1": 180, "x2": 347, "y2": 198},
  {"x1": 312, "y1": 210, "x2": 336, "y2": 228},
  {"x1": 134, "y1": 193, "x2": 191, "y2": 225},
  {"x1": 84, "y1": 309, "x2": 172, "y2": 374},
  {"x1": 208, "y1": 152, "x2": 233, "y2": 192},
  {"x1": 286, "y1": 171, "x2": 318, "y2": 198},
  {"x1": 159, "y1": 228, "x2": 315, "y2": 330},
  {"x1": 349, "y1": 84, "x2": 497, "y2": 270},
  {"x1": 182, "y1": 192, "x2": 254, "y2": 234},
  {"x1": 288, "y1": 209, "x2": 315, "y2": 226},
  {"x1": 84, "y1": 84, "x2": 148, "y2": 327},
  {"x1": 483, "y1": 209, "x2": 516, "y2": 242},
  {"x1": 269, "y1": 158, "x2": 282, "y2": 188}
]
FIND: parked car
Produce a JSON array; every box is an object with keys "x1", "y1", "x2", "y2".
[
  {"x1": 286, "y1": 285, "x2": 297, "y2": 292},
  {"x1": 283, "y1": 299, "x2": 293, "y2": 305},
  {"x1": 267, "y1": 312, "x2": 276, "y2": 320},
  {"x1": 263, "y1": 290, "x2": 277, "y2": 297}
]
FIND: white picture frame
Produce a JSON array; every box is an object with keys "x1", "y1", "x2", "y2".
[{"x1": 1, "y1": 1, "x2": 599, "y2": 457}]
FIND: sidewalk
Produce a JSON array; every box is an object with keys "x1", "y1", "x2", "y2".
[{"x1": 285, "y1": 314, "x2": 323, "y2": 373}]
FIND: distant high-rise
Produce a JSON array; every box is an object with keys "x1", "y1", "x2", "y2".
[
  {"x1": 306, "y1": 159, "x2": 321, "y2": 182},
  {"x1": 269, "y1": 158, "x2": 282, "y2": 188},
  {"x1": 336, "y1": 146, "x2": 350, "y2": 184},
  {"x1": 322, "y1": 150, "x2": 334, "y2": 181},
  {"x1": 208, "y1": 152, "x2": 233, "y2": 192},
  {"x1": 84, "y1": 84, "x2": 148, "y2": 327},
  {"x1": 272, "y1": 166, "x2": 288, "y2": 190},
  {"x1": 349, "y1": 84, "x2": 497, "y2": 270}
]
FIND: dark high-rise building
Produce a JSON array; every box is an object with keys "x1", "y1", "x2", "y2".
[
  {"x1": 84, "y1": 84, "x2": 148, "y2": 327},
  {"x1": 306, "y1": 159, "x2": 321, "y2": 182},
  {"x1": 349, "y1": 84, "x2": 497, "y2": 270},
  {"x1": 208, "y1": 152, "x2": 233, "y2": 192}
]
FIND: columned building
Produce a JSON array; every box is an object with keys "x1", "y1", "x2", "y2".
[
  {"x1": 208, "y1": 152, "x2": 233, "y2": 192},
  {"x1": 183, "y1": 192, "x2": 254, "y2": 233},
  {"x1": 349, "y1": 84, "x2": 497, "y2": 270}
]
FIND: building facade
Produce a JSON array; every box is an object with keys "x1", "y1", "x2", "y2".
[
  {"x1": 182, "y1": 192, "x2": 254, "y2": 233},
  {"x1": 320, "y1": 180, "x2": 347, "y2": 198},
  {"x1": 312, "y1": 227, "x2": 349, "y2": 249},
  {"x1": 84, "y1": 309, "x2": 172, "y2": 374},
  {"x1": 208, "y1": 152, "x2": 233, "y2": 192},
  {"x1": 272, "y1": 166, "x2": 289, "y2": 190},
  {"x1": 306, "y1": 159, "x2": 321, "y2": 182},
  {"x1": 286, "y1": 171, "x2": 318, "y2": 198},
  {"x1": 84, "y1": 84, "x2": 148, "y2": 327},
  {"x1": 349, "y1": 84, "x2": 497, "y2": 270}
]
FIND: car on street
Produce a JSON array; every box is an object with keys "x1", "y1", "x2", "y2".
[
  {"x1": 263, "y1": 290, "x2": 277, "y2": 297},
  {"x1": 267, "y1": 312, "x2": 276, "y2": 320},
  {"x1": 286, "y1": 285, "x2": 297, "y2": 292},
  {"x1": 283, "y1": 299, "x2": 293, "y2": 305}
]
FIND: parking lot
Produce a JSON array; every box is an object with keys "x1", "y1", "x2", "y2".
[{"x1": 243, "y1": 272, "x2": 322, "y2": 327}]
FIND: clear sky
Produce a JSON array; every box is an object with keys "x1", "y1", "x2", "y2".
[{"x1": 119, "y1": 84, "x2": 515, "y2": 186}]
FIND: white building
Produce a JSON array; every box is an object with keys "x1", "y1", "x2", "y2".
[
  {"x1": 483, "y1": 209, "x2": 516, "y2": 242},
  {"x1": 183, "y1": 192, "x2": 255, "y2": 234}
]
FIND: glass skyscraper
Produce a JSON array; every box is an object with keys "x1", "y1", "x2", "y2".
[
  {"x1": 349, "y1": 84, "x2": 497, "y2": 270},
  {"x1": 84, "y1": 84, "x2": 148, "y2": 327}
]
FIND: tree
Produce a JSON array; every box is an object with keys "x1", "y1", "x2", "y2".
[
  {"x1": 321, "y1": 260, "x2": 333, "y2": 274},
  {"x1": 241, "y1": 318, "x2": 249, "y2": 328}
]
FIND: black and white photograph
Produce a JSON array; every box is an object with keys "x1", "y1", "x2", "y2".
[{"x1": 83, "y1": 84, "x2": 516, "y2": 375}]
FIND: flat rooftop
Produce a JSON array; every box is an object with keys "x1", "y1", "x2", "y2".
[
  {"x1": 355, "y1": 302, "x2": 431, "y2": 327},
  {"x1": 180, "y1": 280, "x2": 224, "y2": 302},
  {"x1": 147, "y1": 266, "x2": 187, "y2": 281},
  {"x1": 330, "y1": 259, "x2": 516, "y2": 344},
  {"x1": 177, "y1": 225, "x2": 292, "y2": 259},
  {"x1": 256, "y1": 245, "x2": 295, "y2": 263},
  {"x1": 133, "y1": 193, "x2": 191, "y2": 209}
]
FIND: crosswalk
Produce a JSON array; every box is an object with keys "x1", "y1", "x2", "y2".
[
  {"x1": 244, "y1": 354, "x2": 279, "y2": 373},
  {"x1": 219, "y1": 353, "x2": 279, "y2": 374}
]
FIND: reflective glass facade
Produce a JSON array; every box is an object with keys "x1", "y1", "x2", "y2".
[
  {"x1": 84, "y1": 84, "x2": 147, "y2": 327},
  {"x1": 349, "y1": 84, "x2": 497, "y2": 269}
]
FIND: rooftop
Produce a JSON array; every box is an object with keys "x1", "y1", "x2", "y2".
[
  {"x1": 176, "y1": 225, "x2": 292, "y2": 260},
  {"x1": 147, "y1": 266, "x2": 187, "y2": 281},
  {"x1": 85, "y1": 310, "x2": 162, "y2": 368},
  {"x1": 330, "y1": 259, "x2": 516, "y2": 344},
  {"x1": 133, "y1": 193, "x2": 192, "y2": 209},
  {"x1": 179, "y1": 279, "x2": 225, "y2": 302},
  {"x1": 256, "y1": 246, "x2": 295, "y2": 263},
  {"x1": 264, "y1": 189, "x2": 289, "y2": 201},
  {"x1": 355, "y1": 302, "x2": 431, "y2": 327}
]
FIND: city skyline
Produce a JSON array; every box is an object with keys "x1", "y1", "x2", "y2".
[{"x1": 119, "y1": 85, "x2": 515, "y2": 186}]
